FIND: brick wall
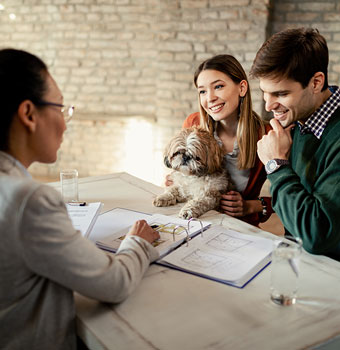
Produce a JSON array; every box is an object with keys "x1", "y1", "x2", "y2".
[
  {"x1": 0, "y1": 0, "x2": 270, "y2": 185},
  {"x1": 1, "y1": 0, "x2": 338, "y2": 185},
  {"x1": 270, "y1": 0, "x2": 340, "y2": 85}
]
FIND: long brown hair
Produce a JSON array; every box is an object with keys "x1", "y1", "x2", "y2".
[{"x1": 194, "y1": 54, "x2": 264, "y2": 169}]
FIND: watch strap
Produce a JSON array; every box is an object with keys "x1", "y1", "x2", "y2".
[
  {"x1": 275, "y1": 159, "x2": 289, "y2": 166},
  {"x1": 265, "y1": 158, "x2": 289, "y2": 175}
]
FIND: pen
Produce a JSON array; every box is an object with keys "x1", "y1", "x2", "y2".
[{"x1": 68, "y1": 201, "x2": 87, "y2": 206}]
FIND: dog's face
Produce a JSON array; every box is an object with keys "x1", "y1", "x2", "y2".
[{"x1": 164, "y1": 127, "x2": 224, "y2": 176}]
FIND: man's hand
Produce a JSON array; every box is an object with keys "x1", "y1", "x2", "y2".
[{"x1": 257, "y1": 118, "x2": 294, "y2": 165}]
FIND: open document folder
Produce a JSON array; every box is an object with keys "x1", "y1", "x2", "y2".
[
  {"x1": 93, "y1": 208, "x2": 211, "y2": 259},
  {"x1": 158, "y1": 225, "x2": 273, "y2": 288},
  {"x1": 90, "y1": 208, "x2": 273, "y2": 288}
]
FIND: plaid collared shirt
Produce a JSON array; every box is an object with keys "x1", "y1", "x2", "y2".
[{"x1": 298, "y1": 85, "x2": 340, "y2": 139}]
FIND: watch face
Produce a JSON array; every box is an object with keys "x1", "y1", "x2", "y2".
[{"x1": 265, "y1": 159, "x2": 278, "y2": 174}]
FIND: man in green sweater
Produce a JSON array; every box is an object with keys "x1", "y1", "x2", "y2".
[{"x1": 250, "y1": 27, "x2": 340, "y2": 261}]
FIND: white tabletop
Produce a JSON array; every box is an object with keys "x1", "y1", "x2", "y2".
[{"x1": 51, "y1": 173, "x2": 340, "y2": 350}]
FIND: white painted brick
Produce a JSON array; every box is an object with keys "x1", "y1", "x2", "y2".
[
  {"x1": 298, "y1": 2, "x2": 335, "y2": 11},
  {"x1": 8, "y1": 0, "x2": 337, "y2": 185},
  {"x1": 160, "y1": 42, "x2": 192, "y2": 52},
  {"x1": 177, "y1": 32, "x2": 216, "y2": 42},
  {"x1": 201, "y1": 11, "x2": 219, "y2": 20},
  {"x1": 181, "y1": 0, "x2": 208, "y2": 8},
  {"x1": 287, "y1": 12, "x2": 320, "y2": 21},
  {"x1": 196, "y1": 53, "x2": 216, "y2": 61},
  {"x1": 174, "y1": 52, "x2": 194, "y2": 61},
  {"x1": 210, "y1": 0, "x2": 250, "y2": 6},
  {"x1": 206, "y1": 43, "x2": 226, "y2": 52},
  {"x1": 220, "y1": 10, "x2": 239, "y2": 19},
  {"x1": 193, "y1": 43, "x2": 206, "y2": 52},
  {"x1": 192, "y1": 21, "x2": 227, "y2": 31},
  {"x1": 181, "y1": 11, "x2": 200, "y2": 21},
  {"x1": 228, "y1": 20, "x2": 252, "y2": 31}
]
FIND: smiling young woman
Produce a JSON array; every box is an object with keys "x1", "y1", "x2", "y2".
[{"x1": 182, "y1": 54, "x2": 273, "y2": 227}]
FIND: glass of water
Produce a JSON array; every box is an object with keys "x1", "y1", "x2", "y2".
[
  {"x1": 60, "y1": 169, "x2": 79, "y2": 203},
  {"x1": 270, "y1": 236, "x2": 302, "y2": 306}
]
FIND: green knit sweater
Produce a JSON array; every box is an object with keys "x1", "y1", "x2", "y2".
[{"x1": 268, "y1": 107, "x2": 340, "y2": 260}]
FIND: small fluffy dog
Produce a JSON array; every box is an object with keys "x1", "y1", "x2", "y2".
[{"x1": 153, "y1": 127, "x2": 233, "y2": 219}]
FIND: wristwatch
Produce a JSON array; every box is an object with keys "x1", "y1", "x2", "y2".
[{"x1": 265, "y1": 159, "x2": 289, "y2": 175}]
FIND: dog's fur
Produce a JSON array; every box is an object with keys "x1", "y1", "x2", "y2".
[{"x1": 153, "y1": 127, "x2": 233, "y2": 219}]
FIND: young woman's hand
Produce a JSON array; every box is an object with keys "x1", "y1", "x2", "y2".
[
  {"x1": 220, "y1": 191, "x2": 262, "y2": 217},
  {"x1": 165, "y1": 174, "x2": 173, "y2": 187},
  {"x1": 126, "y1": 220, "x2": 160, "y2": 244}
]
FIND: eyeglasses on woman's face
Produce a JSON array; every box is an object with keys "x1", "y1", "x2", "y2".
[{"x1": 34, "y1": 100, "x2": 75, "y2": 123}]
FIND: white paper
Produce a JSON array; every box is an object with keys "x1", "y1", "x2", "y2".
[
  {"x1": 66, "y1": 202, "x2": 102, "y2": 238},
  {"x1": 95, "y1": 210, "x2": 211, "y2": 258},
  {"x1": 89, "y1": 207, "x2": 151, "y2": 242},
  {"x1": 160, "y1": 226, "x2": 272, "y2": 287}
]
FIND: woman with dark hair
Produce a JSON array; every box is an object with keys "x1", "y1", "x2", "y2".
[
  {"x1": 183, "y1": 54, "x2": 273, "y2": 226},
  {"x1": 0, "y1": 48, "x2": 160, "y2": 349}
]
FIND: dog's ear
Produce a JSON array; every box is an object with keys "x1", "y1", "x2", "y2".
[{"x1": 164, "y1": 156, "x2": 172, "y2": 168}]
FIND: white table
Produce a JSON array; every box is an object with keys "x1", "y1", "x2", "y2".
[{"x1": 52, "y1": 173, "x2": 340, "y2": 350}]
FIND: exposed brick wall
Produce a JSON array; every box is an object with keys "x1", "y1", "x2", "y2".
[
  {"x1": 269, "y1": 0, "x2": 340, "y2": 85},
  {"x1": 2, "y1": 0, "x2": 338, "y2": 185},
  {"x1": 28, "y1": 116, "x2": 168, "y2": 185},
  {"x1": 0, "y1": 0, "x2": 270, "y2": 184}
]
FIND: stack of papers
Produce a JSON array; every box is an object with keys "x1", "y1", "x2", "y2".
[{"x1": 66, "y1": 202, "x2": 103, "y2": 238}]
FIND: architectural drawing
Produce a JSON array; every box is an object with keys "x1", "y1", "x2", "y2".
[{"x1": 207, "y1": 232, "x2": 251, "y2": 252}]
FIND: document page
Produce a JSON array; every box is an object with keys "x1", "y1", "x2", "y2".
[
  {"x1": 159, "y1": 225, "x2": 273, "y2": 287},
  {"x1": 89, "y1": 207, "x2": 151, "y2": 242},
  {"x1": 95, "y1": 211, "x2": 211, "y2": 258},
  {"x1": 66, "y1": 202, "x2": 103, "y2": 238}
]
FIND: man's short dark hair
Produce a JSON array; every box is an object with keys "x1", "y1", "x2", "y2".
[{"x1": 250, "y1": 28, "x2": 329, "y2": 91}]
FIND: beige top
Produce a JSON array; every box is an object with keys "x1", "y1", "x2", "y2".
[
  {"x1": 213, "y1": 132, "x2": 250, "y2": 193},
  {"x1": 0, "y1": 151, "x2": 159, "y2": 350}
]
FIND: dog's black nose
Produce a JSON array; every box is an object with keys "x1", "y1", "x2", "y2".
[{"x1": 182, "y1": 154, "x2": 191, "y2": 164}]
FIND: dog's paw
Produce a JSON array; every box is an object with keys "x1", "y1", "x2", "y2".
[
  {"x1": 153, "y1": 195, "x2": 176, "y2": 207},
  {"x1": 179, "y1": 207, "x2": 196, "y2": 219},
  {"x1": 153, "y1": 196, "x2": 166, "y2": 207}
]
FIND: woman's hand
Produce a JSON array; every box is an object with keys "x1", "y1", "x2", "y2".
[
  {"x1": 220, "y1": 191, "x2": 262, "y2": 218},
  {"x1": 165, "y1": 174, "x2": 173, "y2": 187},
  {"x1": 126, "y1": 220, "x2": 160, "y2": 244}
]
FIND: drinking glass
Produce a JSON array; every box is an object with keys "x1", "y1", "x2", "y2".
[
  {"x1": 60, "y1": 169, "x2": 79, "y2": 203},
  {"x1": 270, "y1": 236, "x2": 302, "y2": 306}
]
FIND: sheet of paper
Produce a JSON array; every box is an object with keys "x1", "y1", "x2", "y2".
[
  {"x1": 160, "y1": 225, "x2": 272, "y2": 286},
  {"x1": 89, "y1": 207, "x2": 151, "y2": 242},
  {"x1": 66, "y1": 202, "x2": 102, "y2": 237}
]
